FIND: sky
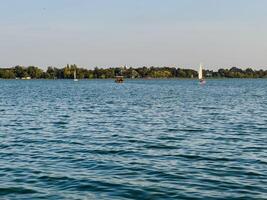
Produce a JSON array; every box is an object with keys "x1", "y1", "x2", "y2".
[{"x1": 0, "y1": 0, "x2": 267, "y2": 70}]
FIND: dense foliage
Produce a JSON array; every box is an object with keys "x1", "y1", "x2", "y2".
[{"x1": 0, "y1": 65, "x2": 266, "y2": 79}]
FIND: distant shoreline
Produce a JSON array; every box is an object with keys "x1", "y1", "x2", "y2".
[
  {"x1": 0, "y1": 77, "x2": 266, "y2": 80},
  {"x1": 1, "y1": 65, "x2": 266, "y2": 79}
]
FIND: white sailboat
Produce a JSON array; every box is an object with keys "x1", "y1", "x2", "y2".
[
  {"x1": 74, "y1": 69, "x2": 78, "y2": 82},
  {"x1": 198, "y1": 64, "x2": 205, "y2": 84}
]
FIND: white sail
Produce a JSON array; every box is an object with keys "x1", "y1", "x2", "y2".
[
  {"x1": 74, "y1": 69, "x2": 78, "y2": 81},
  {"x1": 198, "y1": 64, "x2": 203, "y2": 80}
]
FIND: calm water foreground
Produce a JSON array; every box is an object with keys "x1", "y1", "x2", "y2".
[{"x1": 0, "y1": 79, "x2": 267, "y2": 200}]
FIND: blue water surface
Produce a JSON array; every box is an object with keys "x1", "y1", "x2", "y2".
[{"x1": 0, "y1": 79, "x2": 267, "y2": 199}]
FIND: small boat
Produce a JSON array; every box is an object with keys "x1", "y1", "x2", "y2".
[
  {"x1": 74, "y1": 69, "x2": 78, "y2": 82},
  {"x1": 198, "y1": 64, "x2": 206, "y2": 84},
  {"x1": 115, "y1": 76, "x2": 124, "y2": 83},
  {"x1": 21, "y1": 76, "x2": 31, "y2": 80}
]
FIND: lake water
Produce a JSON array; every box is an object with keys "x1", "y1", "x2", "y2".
[{"x1": 0, "y1": 79, "x2": 267, "y2": 199}]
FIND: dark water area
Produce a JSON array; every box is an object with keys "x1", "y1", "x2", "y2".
[{"x1": 0, "y1": 79, "x2": 267, "y2": 199}]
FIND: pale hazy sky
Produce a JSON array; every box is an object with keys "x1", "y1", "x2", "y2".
[{"x1": 0, "y1": 0, "x2": 267, "y2": 70}]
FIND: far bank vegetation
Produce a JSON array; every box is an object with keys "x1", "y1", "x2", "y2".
[{"x1": 0, "y1": 65, "x2": 266, "y2": 79}]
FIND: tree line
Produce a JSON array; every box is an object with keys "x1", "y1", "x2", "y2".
[{"x1": 0, "y1": 65, "x2": 267, "y2": 79}]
